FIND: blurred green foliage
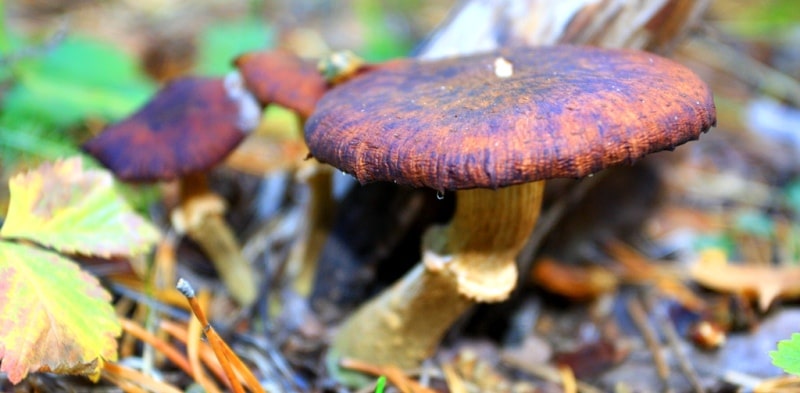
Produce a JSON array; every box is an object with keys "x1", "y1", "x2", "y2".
[
  {"x1": 734, "y1": 209, "x2": 775, "y2": 238},
  {"x1": 784, "y1": 177, "x2": 800, "y2": 216},
  {"x1": 0, "y1": 34, "x2": 156, "y2": 169},
  {"x1": 353, "y1": 0, "x2": 414, "y2": 61},
  {"x1": 4, "y1": 36, "x2": 155, "y2": 125},
  {"x1": 716, "y1": 0, "x2": 800, "y2": 39},
  {"x1": 196, "y1": 18, "x2": 274, "y2": 75}
]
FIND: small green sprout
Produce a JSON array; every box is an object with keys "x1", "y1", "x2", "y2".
[
  {"x1": 374, "y1": 376, "x2": 387, "y2": 393},
  {"x1": 771, "y1": 333, "x2": 800, "y2": 375}
]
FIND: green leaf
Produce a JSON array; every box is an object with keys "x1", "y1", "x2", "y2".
[
  {"x1": 196, "y1": 18, "x2": 273, "y2": 75},
  {"x1": 0, "y1": 121, "x2": 83, "y2": 170},
  {"x1": 352, "y1": 0, "x2": 413, "y2": 61},
  {"x1": 772, "y1": 332, "x2": 800, "y2": 376},
  {"x1": 0, "y1": 240, "x2": 121, "y2": 384},
  {"x1": 1, "y1": 157, "x2": 160, "y2": 257},
  {"x1": 734, "y1": 209, "x2": 774, "y2": 238},
  {"x1": 693, "y1": 233, "x2": 735, "y2": 256},
  {"x1": 715, "y1": 0, "x2": 800, "y2": 38},
  {"x1": 2, "y1": 35, "x2": 155, "y2": 127},
  {"x1": 784, "y1": 178, "x2": 800, "y2": 216},
  {"x1": 374, "y1": 376, "x2": 387, "y2": 393}
]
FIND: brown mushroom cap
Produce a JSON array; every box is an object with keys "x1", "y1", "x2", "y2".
[
  {"x1": 83, "y1": 75, "x2": 259, "y2": 182},
  {"x1": 305, "y1": 45, "x2": 716, "y2": 191},
  {"x1": 234, "y1": 50, "x2": 328, "y2": 118}
]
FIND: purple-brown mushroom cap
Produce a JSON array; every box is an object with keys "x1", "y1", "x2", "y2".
[
  {"x1": 83, "y1": 76, "x2": 259, "y2": 182},
  {"x1": 234, "y1": 50, "x2": 328, "y2": 118},
  {"x1": 305, "y1": 45, "x2": 716, "y2": 191}
]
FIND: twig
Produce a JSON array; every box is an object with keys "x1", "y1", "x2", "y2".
[
  {"x1": 177, "y1": 278, "x2": 267, "y2": 393},
  {"x1": 119, "y1": 317, "x2": 193, "y2": 377},
  {"x1": 237, "y1": 335, "x2": 303, "y2": 392},
  {"x1": 517, "y1": 173, "x2": 607, "y2": 283},
  {"x1": 627, "y1": 296, "x2": 670, "y2": 391},
  {"x1": 103, "y1": 362, "x2": 182, "y2": 393},
  {"x1": 157, "y1": 319, "x2": 228, "y2": 387},
  {"x1": 441, "y1": 362, "x2": 468, "y2": 393},
  {"x1": 499, "y1": 354, "x2": 605, "y2": 393},
  {"x1": 187, "y1": 290, "x2": 223, "y2": 393},
  {"x1": 681, "y1": 34, "x2": 800, "y2": 108},
  {"x1": 559, "y1": 366, "x2": 577, "y2": 393},
  {"x1": 339, "y1": 358, "x2": 438, "y2": 393},
  {"x1": 644, "y1": 292, "x2": 705, "y2": 393},
  {"x1": 177, "y1": 278, "x2": 247, "y2": 393}
]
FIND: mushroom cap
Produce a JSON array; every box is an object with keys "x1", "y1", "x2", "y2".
[
  {"x1": 305, "y1": 45, "x2": 716, "y2": 191},
  {"x1": 234, "y1": 50, "x2": 328, "y2": 118},
  {"x1": 83, "y1": 75, "x2": 260, "y2": 182}
]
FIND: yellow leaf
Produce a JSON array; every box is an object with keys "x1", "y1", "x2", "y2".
[
  {"x1": 1, "y1": 157, "x2": 160, "y2": 257},
  {"x1": 690, "y1": 254, "x2": 800, "y2": 310},
  {"x1": 0, "y1": 241, "x2": 121, "y2": 383}
]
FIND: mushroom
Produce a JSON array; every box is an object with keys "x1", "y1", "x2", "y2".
[
  {"x1": 233, "y1": 49, "x2": 379, "y2": 295},
  {"x1": 304, "y1": 45, "x2": 716, "y2": 369},
  {"x1": 83, "y1": 73, "x2": 261, "y2": 306},
  {"x1": 234, "y1": 49, "x2": 329, "y2": 118}
]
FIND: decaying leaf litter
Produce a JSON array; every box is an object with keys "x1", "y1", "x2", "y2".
[{"x1": 2, "y1": 0, "x2": 800, "y2": 392}]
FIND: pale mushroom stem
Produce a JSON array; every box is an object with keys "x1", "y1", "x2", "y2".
[
  {"x1": 172, "y1": 172, "x2": 258, "y2": 306},
  {"x1": 330, "y1": 180, "x2": 544, "y2": 369},
  {"x1": 288, "y1": 162, "x2": 335, "y2": 295}
]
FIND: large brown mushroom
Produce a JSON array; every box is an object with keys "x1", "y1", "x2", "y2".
[
  {"x1": 83, "y1": 73, "x2": 261, "y2": 305},
  {"x1": 304, "y1": 45, "x2": 716, "y2": 370}
]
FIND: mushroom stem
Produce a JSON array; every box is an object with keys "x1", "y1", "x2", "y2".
[
  {"x1": 330, "y1": 181, "x2": 543, "y2": 370},
  {"x1": 287, "y1": 162, "x2": 335, "y2": 295},
  {"x1": 171, "y1": 172, "x2": 258, "y2": 306}
]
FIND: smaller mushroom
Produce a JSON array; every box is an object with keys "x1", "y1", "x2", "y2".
[
  {"x1": 83, "y1": 72, "x2": 261, "y2": 305},
  {"x1": 304, "y1": 45, "x2": 716, "y2": 371},
  {"x1": 234, "y1": 49, "x2": 329, "y2": 119},
  {"x1": 233, "y1": 49, "x2": 377, "y2": 295}
]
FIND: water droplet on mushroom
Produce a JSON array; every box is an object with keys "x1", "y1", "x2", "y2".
[{"x1": 436, "y1": 190, "x2": 445, "y2": 200}]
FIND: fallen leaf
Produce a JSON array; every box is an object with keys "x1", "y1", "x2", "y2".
[
  {"x1": 689, "y1": 249, "x2": 800, "y2": 310},
  {"x1": 1, "y1": 157, "x2": 160, "y2": 257},
  {"x1": 531, "y1": 257, "x2": 618, "y2": 301},
  {"x1": 0, "y1": 241, "x2": 121, "y2": 383},
  {"x1": 606, "y1": 240, "x2": 706, "y2": 311}
]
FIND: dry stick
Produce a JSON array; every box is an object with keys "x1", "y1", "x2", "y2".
[
  {"x1": 517, "y1": 173, "x2": 607, "y2": 283},
  {"x1": 115, "y1": 297, "x2": 138, "y2": 358},
  {"x1": 441, "y1": 363, "x2": 468, "y2": 393},
  {"x1": 237, "y1": 335, "x2": 304, "y2": 393},
  {"x1": 681, "y1": 34, "x2": 800, "y2": 108},
  {"x1": 499, "y1": 354, "x2": 604, "y2": 393},
  {"x1": 627, "y1": 296, "x2": 671, "y2": 391},
  {"x1": 559, "y1": 366, "x2": 578, "y2": 393},
  {"x1": 103, "y1": 362, "x2": 183, "y2": 393},
  {"x1": 188, "y1": 290, "x2": 223, "y2": 393},
  {"x1": 177, "y1": 278, "x2": 267, "y2": 393},
  {"x1": 176, "y1": 278, "x2": 247, "y2": 393},
  {"x1": 102, "y1": 371, "x2": 148, "y2": 393},
  {"x1": 119, "y1": 317, "x2": 194, "y2": 377},
  {"x1": 644, "y1": 292, "x2": 705, "y2": 393},
  {"x1": 339, "y1": 358, "x2": 438, "y2": 393},
  {"x1": 158, "y1": 319, "x2": 229, "y2": 388},
  {"x1": 217, "y1": 335, "x2": 267, "y2": 393}
]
